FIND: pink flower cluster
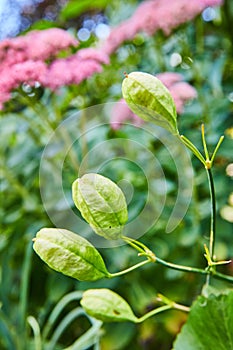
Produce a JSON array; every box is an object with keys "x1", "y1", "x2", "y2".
[
  {"x1": 0, "y1": 28, "x2": 78, "y2": 67},
  {"x1": 40, "y1": 48, "x2": 109, "y2": 90},
  {"x1": 110, "y1": 99, "x2": 144, "y2": 130},
  {"x1": 101, "y1": 0, "x2": 223, "y2": 54},
  {"x1": 0, "y1": 0, "x2": 222, "y2": 109},
  {"x1": 110, "y1": 72, "x2": 197, "y2": 129},
  {"x1": 156, "y1": 72, "x2": 197, "y2": 113},
  {"x1": 0, "y1": 29, "x2": 109, "y2": 109}
]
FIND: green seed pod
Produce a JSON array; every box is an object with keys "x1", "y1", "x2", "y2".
[
  {"x1": 122, "y1": 71, "x2": 178, "y2": 133},
  {"x1": 72, "y1": 173, "x2": 128, "y2": 240},
  {"x1": 33, "y1": 228, "x2": 110, "y2": 281},
  {"x1": 81, "y1": 289, "x2": 138, "y2": 323}
]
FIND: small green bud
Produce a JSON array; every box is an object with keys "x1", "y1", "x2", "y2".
[
  {"x1": 81, "y1": 289, "x2": 138, "y2": 323},
  {"x1": 72, "y1": 173, "x2": 128, "y2": 240},
  {"x1": 33, "y1": 228, "x2": 110, "y2": 281},
  {"x1": 122, "y1": 71, "x2": 178, "y2": 133}
]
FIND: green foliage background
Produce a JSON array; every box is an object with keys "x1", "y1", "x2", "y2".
[{"x1": 0, "y1": 0, "x2": 233, "y2": 349}]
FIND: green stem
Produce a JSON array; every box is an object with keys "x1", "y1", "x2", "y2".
[
  {"x1": 173, "y1": 302, "x2": 190, "y2": 313},
  {"x1": 201, "y1": 124, "x2": 210, "y2": 161},
  {"x1": 19, "y1": 240, "x2": 33, "y2": 332},
  {"x1": 213, "y1": 270, "x2": 233, "y2": 283},
  {"x1": 156, "y1": 256, "x2": 233, "y2": 283},
  {"x1": 210, "y1": 136, "x2": 224, "y2": 166},
  {"x1": 27, "y1": 316, "x2": 42, "y2": 350},
  {"x1": 123, "y1": 236, "x2": 156, "y2": 261},
  {"x1": 155, "y1": 256, "x2": 207, "y2": 275},
  {"x1": 205, "y1": 168, "x2": 216, "y2": 285},
  {"x1": 137, "y1": 302, "x2": 190, "y2": 323},
  {"x1": 123, "y1": 237, "x2": 233, "y2": 283},
  {"x1": 122, "y1": 236, "x2": 146, "y2": 254},
  {"x1": 110, "y1": 260, "x2": 151, "y2": 278},
  {"x1": 179, "y1": 135, "x2": 206, "y2": 166},
  {"x1": 137, "y1": 305, "x2": 172, "y2": 323}
]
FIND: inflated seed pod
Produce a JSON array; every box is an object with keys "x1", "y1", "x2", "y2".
[
  {"x1": 72, "y1": 173, "x2": 128, "y2": 240},
  {"x1": 122, "y1": 71, "x2": 178, "y2": 133},
  {"x1": 81, "y1": 288, "x2": 138, "y2": 323},
  {"x1": 33, "y1": 228, "x2": 110, "y2": 281}
]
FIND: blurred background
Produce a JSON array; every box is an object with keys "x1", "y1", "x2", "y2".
[{"x1": 0, "y1": 0, "x2": 233, "y2": 349}]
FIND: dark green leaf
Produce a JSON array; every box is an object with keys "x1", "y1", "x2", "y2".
[{"x1": 173, "y1": 291, "x2": 233, "y2": 350}]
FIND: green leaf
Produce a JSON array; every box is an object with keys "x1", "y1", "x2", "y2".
[
  {"x1": 173, "y1": 291, "x2": 233, "y2": 350},
  {"x1": 59, "y1": 0, "x2": 109, "y2": 21},
  {"x1": 33, "y1": 228, "x2": 110, "y2": 281},
  {"x1": 122, "y1": 72, "x2": 178, "y2": 134},
  {"x1": 72, "y1": 173, "x2": 128, "y2": 240},
  {"x1": 27, "y1": 20, "x2": 58, "y2": 31},
  {"x1": 81, "y1": 289, "x2": 139, "y2": 323}
]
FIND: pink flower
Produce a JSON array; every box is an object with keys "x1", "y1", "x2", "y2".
[
  {"x1": 76, "y1": 48, "x2": 109, "y2": 64},
  {"x1": 110, "y1": 99, "x2": 144, "y2": 130},
  {"x1": 101, "y1": 20, "x2": 141, "y2": 55},
  {"x1": 41, "y1": 49, "x2": 108, "y2": 90},
  {"x1": 0, "y1": 28, "x2": 78, "y2": 67},
  {"x1": 156, "y1": 72, "x2": 197, "y2": 113},
  {"x1": 0, "y1": 29, "x2": 110, "y2": 108},
  {"x1": 101, "y1": 0, "x2": 223, "y2": 54},
  {"x1": 25, "y1": 28, "x2": 78, "y2": 60},
  {"x1": 0, "y1": 60, "x2": 47, "y2": 107}
]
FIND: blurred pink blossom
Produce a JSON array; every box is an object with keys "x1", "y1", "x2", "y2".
[
  {"x1": 0, "y1": 60, "x2": 47, "y2": 107},
  {"x1": 0, "y1": 0, "x2": 220, "y2": 109},
  {"x1": 41, "y1": 52, "x2": 107, "y2": 90},
  {"x1": 76, "y1": 48, "x2": 109, "y2": 64},
  {"x1": 0, "y1": 28, "x2": 78, "y2": 67},
  {"x1": 0, "y1": 29, "x2": 109, "y2": 108},
  {"x1": 157, "y1": 72, "x2": 197, "y2": 113},
  {"x1": 110, "y1": 99, "x2": 144, "y2": 130},
  {"x1": 102, "y1": 0, "x2": 223, "y2": 54},
  {"x1": 41, "y1": 49, "x2": 108, "y2": 90}
]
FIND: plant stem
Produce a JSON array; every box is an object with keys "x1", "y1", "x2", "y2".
[
  {"x1": 205, "y1": 168, "x2": 216, "y2": 285},
  {"x1": 156, "y1": 257, "x2": 233, "y2": 283},
  {"x1": 201, "y1": 124, "x2": 210, "y2": 161},
  {"x1": 19, "y1": 239, "x2": 33, "y2": 333},
  {"x1": 122, "y1": 236, "x2": 147, "y2": 254},
  {"x1": 210, "y1": 136, "x2": 224, "y2": 166},
  {"x1": 123, "y1": 237, "x2": 233, "y2": 283},
  {"x1": 155, "y1": 257, "x2": 207, "y2": 275},
  {"x1": 173, "y1": 302, "x2": 190, "y2": 313},
  {"x1": 110, "y1": 260, "x2": 151, "y2": 277},
  {"x1": 27, "y1": 316, "x2": 42, "y2": 350},
  {"x1": 179, "y1": 135, "x2": 206, "y2": 166},
  {"x1": 137, "y1": 305, "x2": 172, "y2": 323},
  {"x1": 137, "y1": 302, "x2": 190, "y2": 323},
  {"x1": 213, "y1": 270, "x2": 233, "y2": 283}
]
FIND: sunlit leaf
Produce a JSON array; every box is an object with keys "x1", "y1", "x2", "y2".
[{"x1": 173, "y1": 291, "x2": 233, "y2": 350}]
